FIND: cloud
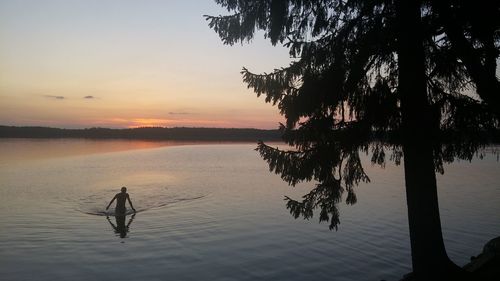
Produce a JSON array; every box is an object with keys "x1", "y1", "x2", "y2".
[
  {"x1": 44, "y1": 95, "x2": 65, "y2": 100},
  {"x1": 83, "y1": 95, "x2": 95, "y2": 99},
  {"x1": 168, "y1": 112, "x2": 191, "y2": 115}
]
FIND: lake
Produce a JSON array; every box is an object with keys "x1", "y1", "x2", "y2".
[{"x1": 0, "y1": 139, "x2": 499, "y2": 281}]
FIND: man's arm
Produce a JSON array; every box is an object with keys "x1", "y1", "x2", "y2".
[
  {"x1": 106, "y1": 195, "x2": 116, "y2": 210},
  {"x1": 127, "y1": 194, "x2": 136, "y2": 212}
]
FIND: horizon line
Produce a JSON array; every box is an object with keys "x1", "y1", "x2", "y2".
[{"x1": 0, "y1": 124, "x2": 281, "y2": 131}]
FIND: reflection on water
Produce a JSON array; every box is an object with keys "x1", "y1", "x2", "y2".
[
  {"x1": 107, "y1": 214, "x2": 135, "y2": 239},
  {"x1": 0, "y1": 138, "x2": 191, "y2": 164},
  {"x1": 0, "y1": 139, "x2": 498, "y2": 281}
]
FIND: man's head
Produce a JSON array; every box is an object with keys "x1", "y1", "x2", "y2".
[{"x1": 121, "y1": 186, "x2": 127, "y2": 193}]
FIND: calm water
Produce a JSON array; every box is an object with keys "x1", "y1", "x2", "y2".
[{"x1": 0, "y1": 139, "x2": 499, "y2": 281}]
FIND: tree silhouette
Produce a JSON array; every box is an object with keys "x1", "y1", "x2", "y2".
[{"x1": 206, "y1": 0, "x2": 499, "y2": 279}]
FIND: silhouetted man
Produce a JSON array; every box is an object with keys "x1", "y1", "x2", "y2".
[{"x1": 106, "y1": 186, "x2": 136, "y2": 215}]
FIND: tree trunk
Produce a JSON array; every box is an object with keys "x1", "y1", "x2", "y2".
[
  {"x1": 402, "y1": 143, "x2": 462, "y2": 277},
  {"x1": 396, "y1": 1, "x2": 464, "y2": 279}
]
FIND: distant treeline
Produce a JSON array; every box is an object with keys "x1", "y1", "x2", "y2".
[{"x1": 0, "y1": 126, "x2": 282, "y2": 141}]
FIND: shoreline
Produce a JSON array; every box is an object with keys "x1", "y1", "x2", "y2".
[{"x1": 0, "y1": 125, "x2": 282, "y2": 142}]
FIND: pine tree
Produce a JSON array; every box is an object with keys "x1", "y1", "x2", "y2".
[{"x1": 206, "y1": 0, "x2": 499, "y2": 279}]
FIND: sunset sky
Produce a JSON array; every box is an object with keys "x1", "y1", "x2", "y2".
[{"x1": 0, "y1": 0, "x2": 291, "y2": 129}]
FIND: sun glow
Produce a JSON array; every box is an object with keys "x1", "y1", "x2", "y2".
[
  {"x1": 108, "y1": 117, "x2": 273, "y2": 129},
  {"x1": 126, "y1": 118, "x2": 172, "y2": 128}
]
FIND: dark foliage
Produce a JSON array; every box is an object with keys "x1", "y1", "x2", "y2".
[{"x1": 206, "y1": 0, "x2": 499, "y2": 230}]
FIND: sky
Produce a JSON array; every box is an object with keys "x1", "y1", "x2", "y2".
[{"x1": 0, "y1": 0, "x2": 292, "y2": 129}]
